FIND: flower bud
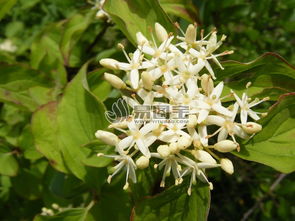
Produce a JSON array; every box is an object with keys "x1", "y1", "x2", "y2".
[
  {"x1": 136, "y1": 32, "x2": 149, "y2": 46},
  {"x1": 51, "y1": 203, "x2": 59, "y2": 210},
  {"x1": 214, "y1": 140, "x2": 238, "y2": 153},
  {"x1": 96, "y1": 10, "x2": 107, "y2": 19},
  {"x1": 193, "y1": 139, "x2": 202, "y2": 149},
  {"x1": 95, "y1": 130, "x2": 119, "y2": 146},
  {"x1": 187, "y1": 115, "x2": 197, "y2": 128},
  {"x1": 155, "y1": 23, "x2": 168, "y2": 42},
  {"x1": 141, "y1": 71, "x2": 154, "y2": 90},
  {"x1": 201, "y1": 74, "x2": 214, "y2": 95},
  {"x1": 191, "y1": 150, "x2": 216, "y2": 164},
  {"x1": 220, "y1": 158, "x2": 234, "y2": 174},
  {"x1": 157, "y1": 145, "x2": 170, "y2": 158},
  {"x1": 99, "y1": 58, "x2": 119, "y2": 70},
  {"x1": 169, "y1": 142, "x2": 178, "y2": 154},
  {"x1": 104, "y1": 73, "x2": 126, "y2": 89},
  {"x1": 108, "y1": 120, "x2": 128, "y2": 129},
  {"x1": 136, "y1": 156, "x2": 150, "y2": 169},
  {"x1": 242, "y1": 122, "x2": 262, "y2": 134},
  {"x1": 185, "y1": 24, "x2": 196, "y2": 44},
  {"x1": 177, "y1": 136, "x2": 192, "y2": 150}
]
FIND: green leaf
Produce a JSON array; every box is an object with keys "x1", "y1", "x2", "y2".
[
  {"x1": 0, "y1": 150, "x2": 19, "y2": 176},
  {"x1": 217, "y1": 53, "x2": 295, "y2": 100},
  {"x1": 132, "y1": 183, "x2": 210, "y2": 221},
  {"x1": 82, "y1": 140, "x2": 114, "y2": 168},
  {"x1": 19, "y1": 125, "x2": 43, "y2": 161},
  {"x1": 103, "y1": 0, "x2": 175, "y2": 45},
  {"x1": 159, "y1": 0, "x2": 199, "y2": 23},
  {"x1": 89, "y1": 184, "x2": 131, "y2": 221},
  {"x1": 0, "y1": 63, "x2": 56, "y2": 111},
  {"x1": 30, "y1": 23, "x2": 67, "y2": 87},
  {"x1": 32, "y1": 63, "x2": 109, "y2": 183},
  {"x1": 32, "y1": 102, "x2": 68, "y2": 173},
  {"x1": 87, "y1": 69, "x2": 112, "y2": 101},
  {"x1": 12, "y1": 168, "x2": 43, "y2": 200},
  {"x1": 234, "y1": 93, "x2": 295, "y2": 173},
  {"x1": 56, "y1": 63, "x2": 108, "y2": 180},
  {"x1": 34, "y1": 208, "x2": 88, "y2": 221},
  {"x1": 60, "y1": 12, "x2": 94, "y2": 66},
  {"x1": 0, "y1": 0, "x2": 17, "y2": 20},
  {"x1": 48, "y1": 172, "x2": 88, "y2": 199}
]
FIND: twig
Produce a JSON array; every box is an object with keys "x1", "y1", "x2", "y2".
[{"x1": 241, "y1": 173, "x2": 288, "y2": 221}]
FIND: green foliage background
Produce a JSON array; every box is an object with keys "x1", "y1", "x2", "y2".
[{"x1": 0, "y1": 0, "x2": 294, "y2": 220}]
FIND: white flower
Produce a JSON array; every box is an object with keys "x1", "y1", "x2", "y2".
[
  {"x1": 178, "y1": 154, "x2": 217, "y2": 195},
  {"x1": 158, "y1": 123, "x2": 190, "y2": 143},
  {"x1": 151, "y1": 152, "x2": 183, "y2": 187},
  {"x1": 117, "y1": 120, "x2": 157, "y2": 157},
  {"x1": 185, "y1": 30, "x2": 233, "y2": 79},
  {"x1": 0, "y1": 40, "x2": 17, "y2": 52},
  {"x1": 233, "y1": 91, "x2": 268, "y2": 124},
  {"x1": 98, "y1": 151, "x2": 137, "y2": 190},
  {"x1": 195, "y1": 81, "x2": 233, "y2": 123},
  {"x1": 206, "y1": 103, "x2": 249, "y2": 143}
]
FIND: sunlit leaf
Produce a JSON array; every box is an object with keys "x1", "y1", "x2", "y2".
[
  {"x1": 0, "y1": 63, "x2": 55, "y2": 111},
  {"x1": 104, "y1": 0, "x2": 175, "y2": 45},
  {"x1": 0, "y1": 149, "x2": 19, "y2": 176},
  {"x1": 159, "y1": 0, "x2": 198, "y2": 23},
  {"x1": 234, "y1": 93, "x2": 295, "y2": 173},
  {"x1": 0, "y1": 0, "x2": 17, "y2": 20},
  {"x1": 217, "y1": 53, "x2": 295, "y2": 100},
  {"x1": 32, "y1": 102, "x2": 68, "y2": 173}
]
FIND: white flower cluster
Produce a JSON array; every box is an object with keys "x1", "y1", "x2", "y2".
[
  {"x1": 96, "y1": 23, "x2": 267, "y2": 195},
  {"x1": 41, "y1": 204, "x2": 63, "y2": 216}
]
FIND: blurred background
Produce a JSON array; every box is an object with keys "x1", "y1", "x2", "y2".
[{"x1": 0, "y1": 0, "x2": 294, "y2": 220}]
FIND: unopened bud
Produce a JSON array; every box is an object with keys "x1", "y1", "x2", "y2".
[
  {"x1": 185, "y1": 24, "x2": 196, "y2": 44},
  {"x1": 187, "y1": 115, "x2": 197, "y2": 128},
  {"x1": 108, "y1": 119, "x2": 128, "y2": 129},
  {"x1": 52, "y1": 203, "x2": 59, "y2": 210},
  {"x1": 123, "y1": 182, "x2": 129, "y2": 190},
  {"x1": 177, "y1": 136, "x2": 192, "y2": 150},
  {"x1": 157, "y1": 145, "x2": 170, "y2": 158},
  {"x1": 193, "y1": 139, "x2": 202, "y2": 149},
  {"x1": 214, "y1": 140, "x2": 238, "y2": 153},
  {"x1": 220, "y1": 158, "x2": 234, "y2": 174},
  {"x1": 169, "y1": 142, "x2": 178, "y2": 154},
  {"x1": 99, "y1": 58, "x2": 119, "y2": 70},
  {"x1": 136, "y1": 156, "x2": 150, "y2": 169},
  {"x1": 141, "y1": 71, "x2": 154, "y2": 90},
  {"x1": 242, "y1": 122, "x2": 262, "y2": 134},
  {"x1": 136, "y1": 32, "x2": 149, "y2": 46},
  {"x1": 209, "y1": 182, "x2": 213, "y2": 190},
  {"x1": 246, "y1": 82, "x2": 252, "y2": 88},
  {"x1": 155, "y1": 23, "x2": 168, "y2": 42},
  {"x1": 201, "y1": 74, "x2": 214, "y2": 95},
  {"x1": 96, "y1": 10, "x2": 107, "y2": 19},
  {"x1": 104, "y1": 73, "x2": 126, "y2": 89},
  {"x1": 95, "y1": 130, "x2": 119, "y2": 146},
  {"x1": 191, "y1": 150, "x2": 216, "y2": 164}
]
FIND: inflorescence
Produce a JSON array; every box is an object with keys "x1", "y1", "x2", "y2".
[{"x1": 96, "y1": 23, "x2": 268, "y2": 195}]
